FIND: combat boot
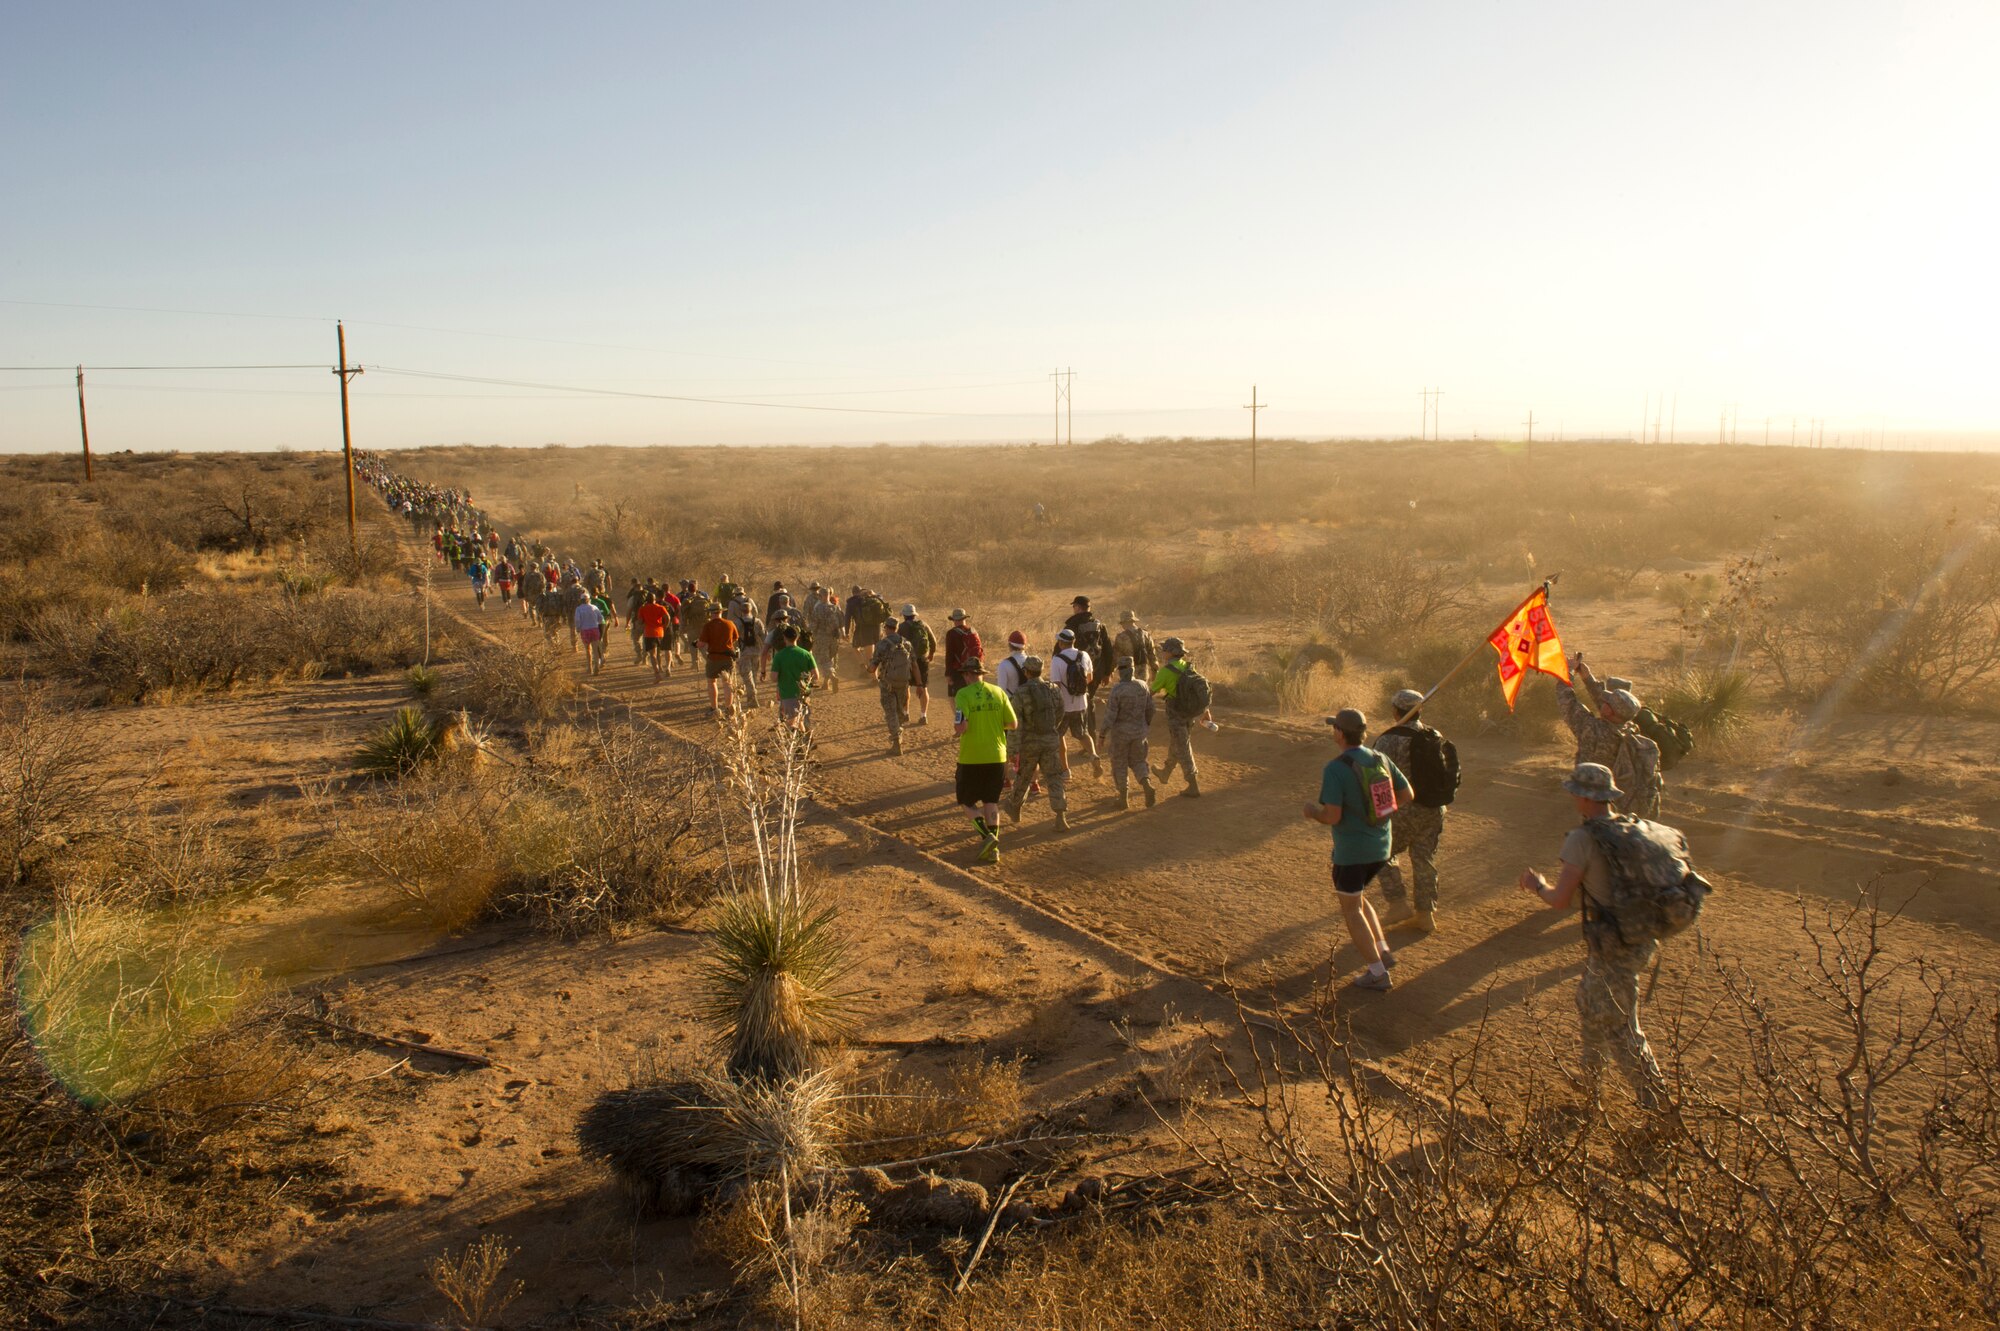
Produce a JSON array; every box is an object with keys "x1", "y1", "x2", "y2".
[
  {"x1": 1142, "y1": 785, "x2": 1157, "y2": 808},
  {"x1": 1003, "y1": 799, "x2": 1022, "y2": 825},
  {"x1": 1410, "y1": 908, "x2": 1436, "y2": 934},
  {"x1": 1153, "y1": 764, "x2": 1172, "y2": 783},
  {"x1": 1053, "y1": 810, "x2": 1071, "y2": 831},
  {"x1": 890, "y1": 735, "x2": 903, "y2": 756},
  {"x1": 1116, "y1": 791, "x2": 1130, "y2": 811},
  {"x1": 1179, "y1": 777, "x2": 1201, "y2": 799}
]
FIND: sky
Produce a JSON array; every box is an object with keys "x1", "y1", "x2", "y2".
[{"x1": 2, "y1": 1, "x2": 1997, "y2": 451}]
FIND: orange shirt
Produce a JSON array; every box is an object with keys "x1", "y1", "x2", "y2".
[
  {"x1": 635, "y1": 602, "x2": 670, "y2": 639},
  {"x1": 699, "y1": 617, "x2": 739, "y2": 658}
]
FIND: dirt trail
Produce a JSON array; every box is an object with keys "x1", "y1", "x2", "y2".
[{"x1": 409, "y1": 511, "x2": 2000, "y2": 1079}]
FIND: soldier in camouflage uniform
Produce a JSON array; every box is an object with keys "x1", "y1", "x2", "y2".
[
  {"x1": 806, "y1": 590, "x2": 847, "y2": 693},
  {"x1": 1096, "y1": 657, "x2": 1158, "y2": 810},
  {"x1": 1004, "y1": 656, "x2": 1070, "y2": 829},
  {"x1": 1370, "y1": 688, "x2": 1449, "y2": 932},
  {"x1": 1557, "y1": 656, "x2": 1663, "y2": 817},
  {"x1": 1519, "y1": 762, "x2": 1668, "y2": 1110},
  {"x1": 868, "y1": 630, "x2": 914, "y2": 754},
  {"x1": 1111, "y1": 609, "x2": 1159, "y2": 680}
]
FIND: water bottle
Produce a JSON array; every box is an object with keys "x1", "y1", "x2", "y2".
[{"x1": 1202, "y1": 718, "x2": 1220, "y2": 733}]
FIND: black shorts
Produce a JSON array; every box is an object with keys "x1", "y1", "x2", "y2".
[
  {"x1": 706, "y1": 656, "x2": 734, "y2": 680},
  {"x1": 642, "y1": 636, "x2": 665, "y2": 655},
  {"x1": 1060, "y1": 712, "x2": 1088, "y2": 740},
  {"x1": 910, "y1": 657, "x2": 930, "y2": 688},
  {"x1": 1332, "y1": 861, "x2": 1386, "y2": 895},
  {"x1": 955, "y1": 762, "x2": 1006, "y2": 808}
]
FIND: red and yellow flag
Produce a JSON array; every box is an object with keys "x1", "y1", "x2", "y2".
[{"x1": 1488, "y1": 588, "x2": 1570, "y2": 709}]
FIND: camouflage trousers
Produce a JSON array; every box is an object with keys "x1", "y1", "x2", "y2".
[
  {"x1": 1579, "y1": 929, "x2": 1665, "y2": 1108},
  {"x1": 878, "y1": 683, "x2": 909, "y2": 740},
  {"x1": 813, "y1": 646, "x2": 839, "y2": 683},
  {"x1": 1008, "y1": 735, "x2": 1068, "y2": 815},
  {"x1": 1161, "y1": 719, "x2": 1199, "y2": 781},
  {"x1": 1377, "y1": 803, "x2": 1444, "y2": 913},
  {"x1": 734, "y1": 657, "x2": 761, "y2": 709},
  {"x1": 1103, "y1": 731, "x2": 1152, "y2": 796}
]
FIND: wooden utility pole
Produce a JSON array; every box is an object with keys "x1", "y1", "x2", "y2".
[
  {"x1": 1522, "y1": 410, "x2": 1536, "y2": 444},
  {"x1": 1244, "y1": 385, "x2": 1267, "y2": 488},
  {"x1": 75, "y1": 365, "x2": 93, "y2": 481},
  {"x1": 334, "y1": 321, "x2": 364, "y2": 552}
]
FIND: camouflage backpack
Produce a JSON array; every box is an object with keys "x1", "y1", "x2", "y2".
[
  {"x1": 874, "y1": 634, "x2": 913, "y2": 686},
  {"x1": 1580, "y1": 816, "x2": 1713, "y2": 946}
]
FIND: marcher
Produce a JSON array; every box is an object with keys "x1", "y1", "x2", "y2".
[
  {"x1": 1064, "y1": 596, "x2": 1115, "y2": 732},
  {"x1": 495, "y1": 557, "x2": 517, "y2": 607},
  {"x1": 769, "y1": 625, "x2": 819, "y2": 732},
  {"x1": 467, "y1": 555, "x2": 490, "y2": 610},
  {"x1": 634, "y1": 591, "x2": 672, "y2": 683},
  {"x1": 573, "y1": 593, "x2": 606, "y2": 676},
  {"x1": 1371, "y1": 689, "x2": 1461, "y2": 933},
  {"x1": 537, "y1": 583, "x2": 565, "y2": 642},
  {"x1": 561, "y1": 577, "x2": 590, "y2": 653},
  {"x1": 1151, "y1": 637, "x2": 1214, "y2": 798},
  {"x1": 1050, "y1": 627, "x2": 1101, "y2": 779},
  {"x1": 943, "y1": 608, "x2": 983, "y2": 696},
  {"x1": 898, "y1": 604, "x2": 938, "y2": 726},
  {"x1": 624, "y1": 580, "x2": 649, "y2": 664},
  {"x1": 699, "y1": 603, "x2": 741, "y2": 716},
  {"x1": 520, "y1": 561, "x2": 546, "y2": 619},
  {"x1": 1558, "y1": 656, "x2": 1663, "y2": 817},
  {"x1": 733, "y1": 604, "x2": 768, "y2": 710},
  {"x1": 1518, "y1": 762, "x2": 1710, "y2": 1109},
  {"x1": 1004, "y1": 656, "x2": 1070, "y2": 830},
  {"x1": 851, "y1": 588, "x2": 890, "y2": 651},
  {"x1": 766, "y1": 581, "x2": 792, "y2": 622},
  {"x1": 952, "y1": 659, "x2": 1018, "y2": 865},
  {"x1": 806, "y1": 590, "x2": 846, "y2": 693},
  {"x1": 993, "y1": 630, "x2": 1030, "y2": 699},
  {"x1": 1303, "y1": 708, "x2": 1414, "y2": 991},
  {"x1": 1111, "y1": 610, "x2": 1158, "y2": 679},
  {"x1": 868, "y1": 627, "x2": 916, "y2": 754},
  {"x1": 1097, "y1": 657, "x2": 1158, "y2": 809}
]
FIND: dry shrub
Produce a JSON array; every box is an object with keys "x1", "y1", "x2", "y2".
[
  {"x1": 0, "y1": 684, "x2": 113, "y2": 892},
  {"x1": 427, "y1": 1233, "x2": 525, "y2": 1329},
  {"x1": 447, "y1": 635, "x2": 577, "y2": 723},
  {"x1": 839, "y1": 1056, "x2": 1028, "y2": 1162}
]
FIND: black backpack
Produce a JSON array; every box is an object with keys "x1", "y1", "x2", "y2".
[
  {"x1": 1170, "y1": 662, "x2": 1211, "y2": 717},
  {"x1": 1055, "y1": 648, "x2": 1090, "y2": 698},
  {"x1": 1390, "y1": 723, "x2": 1461, "y2": 808},
  {"x1": 1635, "y1": 708, "x2": 1695, "y2": 773}
]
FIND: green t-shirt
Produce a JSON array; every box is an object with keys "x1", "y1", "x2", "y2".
[
  {"x1": 953, "y1": 682, "x2": 1017, "y2": 765},
  {"x1": 770, "y1": 644, "x2": 818, "y2": 700},
  {"x1": 1317, "y1": 746, "x2": 1414, "y2": 865}
]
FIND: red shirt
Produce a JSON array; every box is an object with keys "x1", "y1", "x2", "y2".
[
  {"x1": 660, "y1": 591, "x2": 682, "y2": 624},
  {"x1": 635, "y1": 603, "x2": 670, "y2": 638}
]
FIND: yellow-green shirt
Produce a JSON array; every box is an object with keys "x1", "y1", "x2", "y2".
[
  {"x1": 1152, "y1": 659, "x2": 1191, "y2": 697},
  {"x1": 953, "y1": 682, "x2": 1017, "y2": 765}
]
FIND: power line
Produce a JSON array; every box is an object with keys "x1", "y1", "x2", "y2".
[
  {"x1": 370, "y1": 366, "x2": 1012, "y2": 418},
  {"x1": 0, "y1": 363, "x2": 326, "y2": 371}
]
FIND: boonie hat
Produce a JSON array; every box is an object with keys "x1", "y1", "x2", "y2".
[
  {"x1": 1563, "y1": 761, "x2": 1626, "y2": 803},
  {"x1": 1391, "y1": 688, "x2": 1426, "y2": 713},
  {"x1": 963, "y1": 657, "x2": 986, "y2": 673},
  {"x1": 1119, "y1": 609, "x2": 1137, "y2": 624},
  {"x1": 1023, "y1": 654, "x2": 1044, "y2": 674},
  {"x1": 1161, "y1": 636, "x2": 1186, "y2": 654},
  {"x1": 901, "y1": 603, "x2": 918, "y2": 617},
  {"x1": 1603, "y1": 689, "x2": 1642, "y2": 721},
  {"x1": 948, "y1": 608, "x2": 968, "y2": 621}
]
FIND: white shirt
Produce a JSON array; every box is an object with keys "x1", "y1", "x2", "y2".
[
  {"x1": 995, "y1": 651, "x2": 1028, "y2": 695},
  {"x1": 1051, "y1": 648, "x2": 1092, "y2": 713}
]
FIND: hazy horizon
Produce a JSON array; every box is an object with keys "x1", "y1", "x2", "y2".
[{"x1": 4, "y1": 1, "x2": 1996, "y2": 453}]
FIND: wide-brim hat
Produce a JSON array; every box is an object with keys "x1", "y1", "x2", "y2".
[
  {"x1": 1161, "y1": 636, "x2": 1186, "y2": 653},
  {"x1": 1563, "y1": 761, "x2": 1626, "y2": 803},
  {"x1": 901, "y1": 603, "x2": 918, "y2": 617},
  {"x1": 948, "y1": 608, "x2": 968, "y2": 621},
  {"x1": 1119, "y1": 609, "x2": 1138, "y2": 623},
  {"x1": 963, "y1": 657, "x2": 986, "y2": 673}
]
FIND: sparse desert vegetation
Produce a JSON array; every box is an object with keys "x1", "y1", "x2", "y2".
[{"x1": 3, "y1": 441, "x2": 1999, "y2": 1329}]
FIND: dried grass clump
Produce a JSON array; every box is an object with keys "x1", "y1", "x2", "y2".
[
  {"x1": 839, "y1": 1056, "x2": 1028, "y2": 1161},
  {"x1": 447, "y1": 636, "x2": 576, "y2": 722},
  {"x1": 426, "y1": 1233, "x2": 524, "y2": 1329}
]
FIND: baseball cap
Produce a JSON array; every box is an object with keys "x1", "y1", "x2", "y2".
[
  {"x1": 1391, "y1": 688, "x2": 1425, "y2": 712},
  {"x1": 1072, "y1": 595, "x2": 1090, "y2": 607},
  {"x1": 1056, "y1": 628, "x2": 1075, "y2": 642},
  {"x1": 1326, "y1": 707, "x2": 1368, "y2": 735},
  {"x1": 1603, "y1": 689, "x2": 1642, "y2": 721}
]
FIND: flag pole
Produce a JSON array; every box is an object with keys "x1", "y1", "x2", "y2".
[{"x1": 1401, "y1": 579, "x2": 1555, "y2": 724}]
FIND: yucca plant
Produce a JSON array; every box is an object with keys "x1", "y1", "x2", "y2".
[
  {"x1": 356, "y1": 707, "x2": 445, "y2": 778},
  {"x1": 406, "y1": 662, "x2": 440, "y2": 698},
  {"x1": 700, "y1": 890, "x2": 857, "y2": 1082},
  {"x1": 1661, "y1": 666, "x2": 1753, "y2": 737}
]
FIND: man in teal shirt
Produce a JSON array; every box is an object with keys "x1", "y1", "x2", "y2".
[
  {"x1": 768, "y1": 626, "x2": 820, "y2": 732},
  {"x1": 1302, "y1": 707, "x2": 1413, "y2": 992}
]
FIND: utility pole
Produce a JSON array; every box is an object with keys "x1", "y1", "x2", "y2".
[
  {"x1": 1522, "y1": 410, "x2": 1536, "y2": 444},
  {"x1": 1051, "y1": 368, "x2": 1074, "y2": 446},
  {"x1": 75, "y1": 365, "x2": 93, "y2": 482},
  {"x1": 1764, "y1": 416, "x2": 1771, "y2": 447},
  {"x1": 1640, "y1": 390, "x2": 1648, "y2": 444},
  {"x1": 334, "y1": 321, "x2": 364, "y2": 553},
  {"x1": 1421, "y1": 387, "x2": 1431, "y2": 440},
  {"x1": 1669, "y1": 392, "x2": 1677, "y2": 444},
  {"x1": 1244, "y1": 385, "x2": 1267, "y2": 488},
  {"x1": 1790, "y1": 416, "x2": 1797, "y2": 447}
]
